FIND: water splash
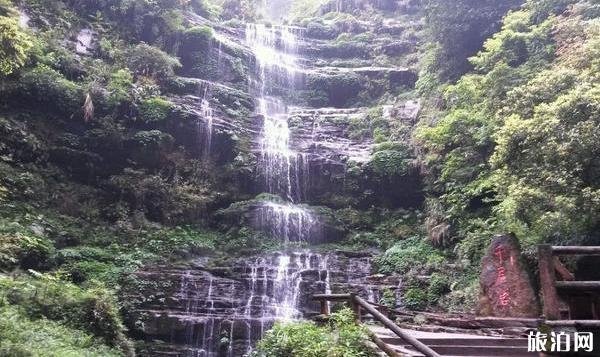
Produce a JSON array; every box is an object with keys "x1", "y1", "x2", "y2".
[{"x1": 256, "y1": 202, "x2": 318, "y2": 243}]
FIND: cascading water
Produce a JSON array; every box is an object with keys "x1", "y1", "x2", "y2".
[
  {"x1": 135, "y1": 252, "x2": 385, "y2": 356},
  {"x1": 127, "y1": 7, "x2": 407, "y2": 357},
  {"x1": 246, "y1": 24, "x2": 308, "y2": 203},
  {"x1": 201, "y1": 95, "x2": 214, "y2": 160},
  {"x1": 194, "y1": 84, "x2": 215, "y2": 161},
  {"x1": 245, "y1": 24, "x2": 318, "y2": 249}
]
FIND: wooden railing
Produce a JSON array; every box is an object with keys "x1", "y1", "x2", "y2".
[
  {"x1": 538, "y1": 244, "x2": 600, "y2": 325},
  {"x1": 313, "y1": 293, "x2": 442, "y2": 357}
]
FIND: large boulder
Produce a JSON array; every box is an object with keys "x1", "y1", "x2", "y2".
[{"x1": 478, "y1": 233, "x2": 540, "y2": 317}]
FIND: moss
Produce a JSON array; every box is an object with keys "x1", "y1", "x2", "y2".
[{"x1": 305, "y1": 72, "x2": 363, "y2": 107}]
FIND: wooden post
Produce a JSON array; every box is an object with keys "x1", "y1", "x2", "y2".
[
  {"x1": 320, "y1": 300, "x2": 330, "y2": 315},
  {"x1": 538, "y1": 244, "x2": 560, "y2": 319},
  {"x1": 350, "y1": 293, "x2": 361, "y2": 322}
]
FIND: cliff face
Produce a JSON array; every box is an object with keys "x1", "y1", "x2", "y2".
[
  {"x1": 125, "y1": 252, "x2": 399, "y2": 355},
  {"x1": 0, "y1": 0, "x2": 427, "y2": 355}
]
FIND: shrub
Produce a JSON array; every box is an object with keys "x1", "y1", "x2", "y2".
[
  {"x1": 19, "y1": 64, "x2": 83, "y2": 114},
  {"x1": 0, "y1": 305, "x2": 120, "y2": 357},
  {"x1": 183, "y1": 25, "x2": 213, "y2": 44},
  {"x1": 374, "y1": 237, "x2": 445, "y2": 274},
  {"x1": 132, "y1": 130, "x2": 174, "y2": 147},
  {"x1": 0, "y1": 15, "x2": 32, "y2": 76},
  {"x1": 255, "y1": 308, "x2": 372, "y2": 357},
  {"x1": 367, "y1": 149, "x2": 410, "y2": 177},
  {"x1": 106, "y1": 68, "x2": 134, "y2": 109},
  {"x1": 125, "y1": 43, "x2": 181, "y2": 81},
  {"x1": 0, "y1": 275, "x2": 133, "y2": 354},
  {"x1": 0, "y1": 221, "x2": 54, "y2": 271},
  {"x1": 427, "y1": 273, "x2": 450, "y2": 303},
  {"x1": 403, "y1": 287, "x2": 428, "y2": 310},
  {"x1": 137, "y1": 97, "x2": 173, "y2": 123},
  {"x1": 380, "y1": 288, "x2": 396, "y2": 309}
]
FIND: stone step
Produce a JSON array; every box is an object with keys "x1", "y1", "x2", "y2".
[
  {"x1": 391, "y1": 344, "x2": 536, "y2": 357},
  {"x1": 381, "y1": 337, "x2": 529, "y2": 347}
]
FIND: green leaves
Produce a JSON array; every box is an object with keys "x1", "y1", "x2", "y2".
[
  {"x1": 419, "y1": 0, "x2": 600, "y2": 263},
  {"x1": 255, "y1": 308, "x2": 371, "y2": 357},
  {"x1": 137, "y1": 96, "x2": 173, "y2": 123},
  {"x1": 0, "y1": 15, "x2": 33, "y2": 76},
  {"x1": 125, "y1": 43, "x2": 181, "y2": 82}
]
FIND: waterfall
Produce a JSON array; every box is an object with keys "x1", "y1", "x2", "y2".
[
  {"x1": 139, "y1": 251, "x2": 383, "y2": 355},
  {"x1": 246, "y1": 23, "x2": 319, "y2": 249},
  {"x1": 201, "y1": 96, "x2": 214, "y2": 160},
  {"x1": 256, "y1": 202, "x2": 318, "y2": 243},
  {"x1": 179, "y1": 271, "x2": 219, "y2": 356},
  {"x1": 246, "y1": 24, "x2": 309, "y2": 203},
  {"x1": 194, "y1": 84, "x2": 215, "y2": 161}
]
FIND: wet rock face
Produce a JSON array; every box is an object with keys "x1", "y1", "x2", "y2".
[
  {"x1": 75, "y1": 29, "x2": 97, "y2": 55},
  {"x1": 126, "y1": 252, "x2": 397, "y2": 356},
  {"x1": 478, "y1": 233, "x2": 540, "y2": 317}
]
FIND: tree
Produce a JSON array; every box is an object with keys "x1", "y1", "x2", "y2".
[
  {"x1": 0, "y1": 15, "x2": 33, "y2": 76},
  {"x1": 423, "y1": 0, "x2": 523, "y2": 82}
]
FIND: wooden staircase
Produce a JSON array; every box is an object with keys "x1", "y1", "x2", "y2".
[{"x1": 368, "y1": 325, "x2": 535, "y2": 357}]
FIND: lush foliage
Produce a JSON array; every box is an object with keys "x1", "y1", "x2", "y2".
[
  {"x1": 0, "y1": 12, "x2": 32, "y2": 76},
  {"x1": 0, "y1": 305, "x2": 121, "y2": 357},
  {"x1": 418, "y1": 0, "x2": 600, "y2": 265},
  {"x1": 0, "y1": 273, "x2": 133, "y2": 356},
  {"x1": 420, "y1": 0, "x2": 522, "y2": 84},
  {"x1": 255, "y1": 308, "x2": 373, "y2": 357},
  {"x1": 375, "y1": 236, "x2": 445, "y2": 275}
]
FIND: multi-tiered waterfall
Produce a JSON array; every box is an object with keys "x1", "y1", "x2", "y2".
[
  {"x1": 133, "y1": 252, "x2": 389, "y2": 356},
  {"x1": 246, "y1": 24, "x2": 316, "y2": 243},
  {"x1": 130, "y1": 19, "x2": 402, "y2": 357}
]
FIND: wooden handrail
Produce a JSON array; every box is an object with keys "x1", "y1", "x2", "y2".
[
  {"x1": 312, "y1": 293, "x2": 441, "y2": 357},
  {"x1": 538, "y1": 244, "x2": 600, "y2": 321},
  {"x1": 551, "y1": 246, "x2": 600, "y2": 255},
  {"x1": 556, "y1": 281, "x2": 600, "y2": 290},
  {"x1": 353, "y1": 295, "x2": 442, "y2": 357},
  {"x1": 313, "y1": 293, "x2": 352, "y2": 301}
]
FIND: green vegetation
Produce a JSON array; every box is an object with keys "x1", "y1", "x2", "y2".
[
  {"x1": 137, "y1": 97, "x2": 173, "y2": 123},
  {"x1": 415, "y1": 0, "x2": 600, "y2": 306},
  {"x1": 1, "y1": 0, "x2": 599, "y2": 354},
  {"x1": 375, "y1": 237, "x2": 445, "y2": 275},
  {"x1": 0, "y1": 305, "x2": 121, "y2": 357},
  {"x1": 255, "y1": 308, "x2": 374, "y2": 357},
  {"x1": 420, "y1": 0, "x2": 522, "y2": 84},
  {"x1": 0, "y1": 14, "x2": 32, "y2": 76}
]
